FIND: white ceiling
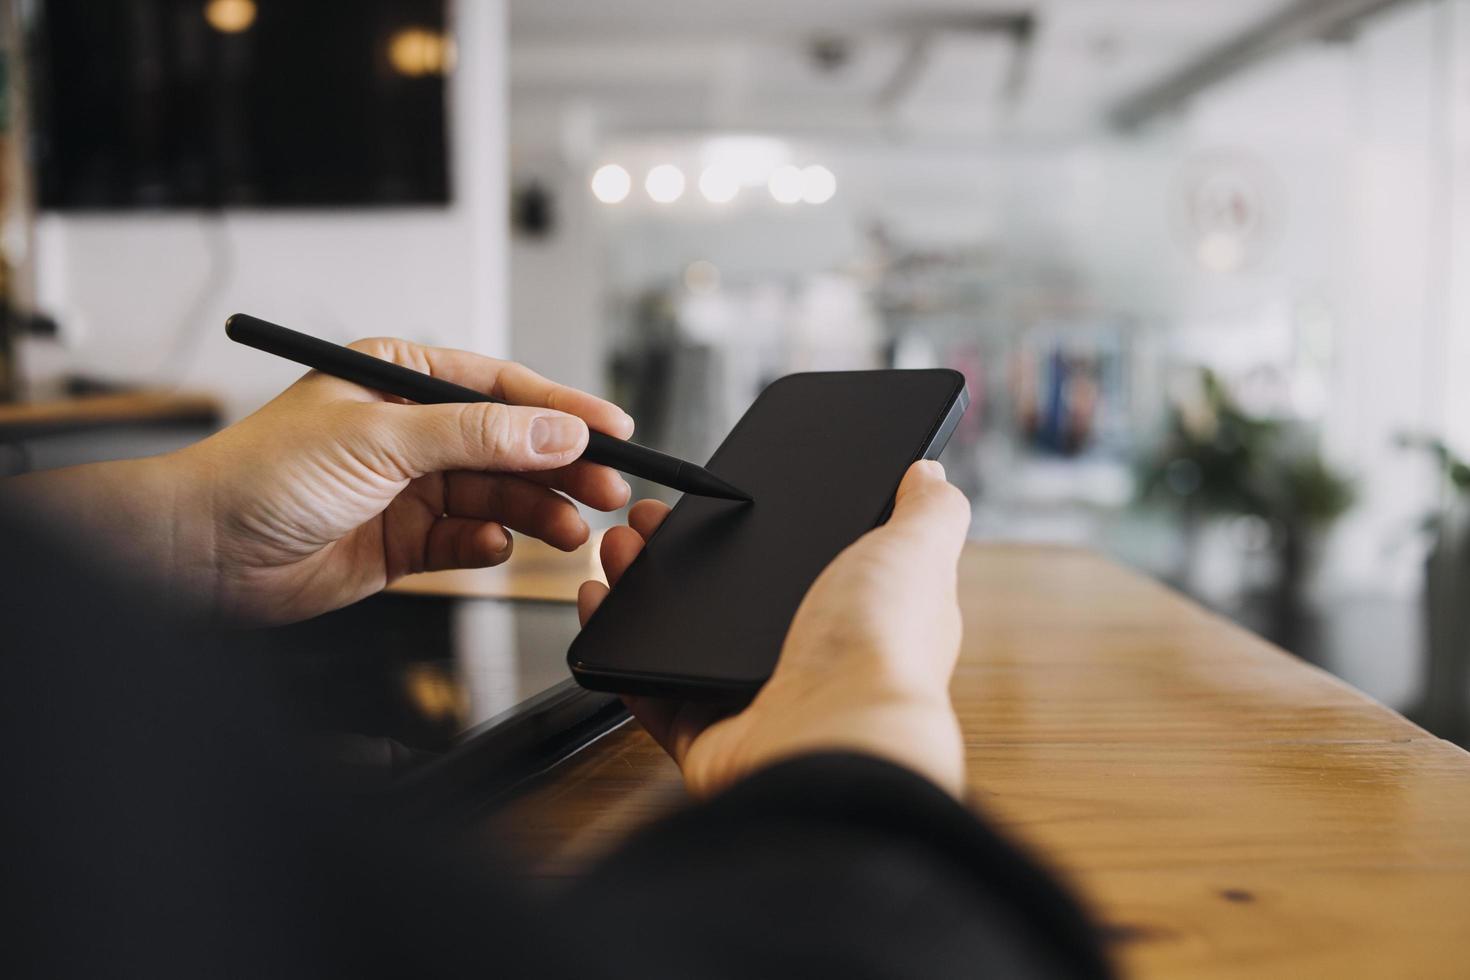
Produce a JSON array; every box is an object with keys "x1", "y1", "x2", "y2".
[{"x1": 508, "y1": 0, "x2": 1292, "y2": 146}]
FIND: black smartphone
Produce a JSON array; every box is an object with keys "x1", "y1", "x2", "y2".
[{"x1": 568, "y1": 369, "x2": 969, "y2": 700}]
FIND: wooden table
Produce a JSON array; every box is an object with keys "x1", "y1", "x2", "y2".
[
  {"x1": 0, "y1": 390, "x2": 221, "y2": 441},
  {"x1": 398, "y1": 542, "x2": 1470, "y2": 978}
]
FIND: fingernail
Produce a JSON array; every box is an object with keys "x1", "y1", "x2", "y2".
[
  {"x1": 921, "y1": 459, "x2": 946, "y2": 479},
  {"x1": 619, "y1": 410, "x2": 636, "y2": 435},
  {"x1": 532, "y1": 415, "x2": 585, "y2": 455}
]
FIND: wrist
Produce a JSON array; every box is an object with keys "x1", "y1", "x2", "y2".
[
  {"x1": 154, "y1": 443, "x2": 223, "y2": 613},
  {"x1": 717, "y1": 680, "x2": 965, "y2": 800},
  {"x1": 2, "y1": 449, "x2": 222, "y2": 615},
  {"x1": 795, "y1": 693, "x2": 965, "y2": 798}
]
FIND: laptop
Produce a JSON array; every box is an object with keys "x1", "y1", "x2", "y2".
[{"x1": 267, "y1": 588, "x2": 627, "y2": 812}]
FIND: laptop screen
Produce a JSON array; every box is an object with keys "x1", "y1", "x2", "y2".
[{"x1": 267, "y1": 592, "x2": 592, "y2": 769}]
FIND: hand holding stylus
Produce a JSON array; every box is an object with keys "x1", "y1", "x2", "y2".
[
  {"x1": 225, "y1": 314, "x2": 749, "y2": 501},
  {"x1": 9, "y1": 336, "x2": 635, "y2": 624},
  {"x1": 578, "y1": 460, "x2": 972, "y2": 799}
]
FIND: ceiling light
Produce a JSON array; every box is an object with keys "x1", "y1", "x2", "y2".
[
  {"x1": 801, "y1": 165, "x2": 836, "y2": 204},
  {"x1": 204, "y1": 0, "x2": 256, "y2": 33},
  {"x1": 389, "y1": 28, "x2": 454, "y2": 77},
  {"x1": 590, "y1": 164, "x2": 631, "y2": 204},
  {"x1": 768, "y1": 165, "x2": 803, "y2": 204},
  {"x1": 698, "y1": 166, "x2": 739, "y2": 204},
  {"x1": 645, "y1": 164, "x2": 686, "y2": 204}
]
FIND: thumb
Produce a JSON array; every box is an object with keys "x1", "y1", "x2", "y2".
[
  {"x1": 377, "y1": 401, "x2": 589, "y2": 477},
  {"x1": 880, "y1": 460, "x2": 972, "y2": 561}
]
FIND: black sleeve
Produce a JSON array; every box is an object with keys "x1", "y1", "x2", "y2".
[
  {"x1": 558, "y1": 752, "x2": 1113, "y2": 979},
  {"x1": 0, "y1": 500, "x2": 1110, "y2": 978}
]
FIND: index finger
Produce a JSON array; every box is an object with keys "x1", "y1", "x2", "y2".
[{"x1": 345, "y1": 337, "x2": 635, "y2": 440}]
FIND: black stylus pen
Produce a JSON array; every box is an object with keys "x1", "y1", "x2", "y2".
[{"x1": 225, "y1": 313, "x2": 751, "y2": 501}]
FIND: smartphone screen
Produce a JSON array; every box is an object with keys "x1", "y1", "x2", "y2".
[{"x1": 568, "y1": 369, "x2": 968, "y2": 699}]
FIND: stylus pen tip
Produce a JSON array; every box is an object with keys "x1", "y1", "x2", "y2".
[{"x1": 685, "y1": 468, "x2": 752, "y2": 502}]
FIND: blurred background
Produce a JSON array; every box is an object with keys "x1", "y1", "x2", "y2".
[{"x1": 2, "y1": 0, "x2": 1468, "y2": 744}]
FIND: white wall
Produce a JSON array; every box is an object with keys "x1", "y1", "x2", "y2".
[
  {"x1": 1163, "y1": 1, "x2": 1459, "y2": 595},
  {"x1": 508, "y1": 162, "x2": 606, "y2": 398},
  {"x1": 24, "y1": 0, "x2": 509, "y2": 421},
  {"x1": 1443, "y1": 0, "x2": 1470, "y2": 453}
]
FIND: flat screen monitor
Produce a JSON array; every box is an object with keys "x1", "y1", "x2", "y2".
[{"x1": 30, "y1": 0, "x2": 450, "y2": 209}]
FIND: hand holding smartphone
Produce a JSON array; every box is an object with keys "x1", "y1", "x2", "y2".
[{"x1": 568, "y1": 369, "x2": 969, "y2": 700}]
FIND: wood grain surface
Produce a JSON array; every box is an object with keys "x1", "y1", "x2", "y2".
[
  {"x1": 0, "y1": 390, "x2": 221, "y2": 438},
  {"x1": 390, "y1": 530, "x2": 609, "y2": 601},
  {"x1": 402, "y1": 541, "x2": 1470, "y2": 978}
]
